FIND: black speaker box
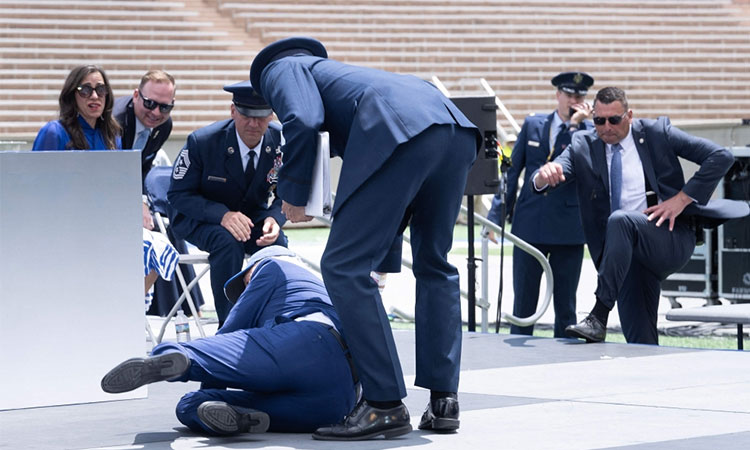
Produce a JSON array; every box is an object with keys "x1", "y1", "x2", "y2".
[{"x1": 450, "y1": 96, "x2": 500, "y2": 195}]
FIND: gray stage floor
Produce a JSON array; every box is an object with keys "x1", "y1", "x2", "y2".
[{"x1": 2, "y1": 330, "x2": 749, "y2": 450}]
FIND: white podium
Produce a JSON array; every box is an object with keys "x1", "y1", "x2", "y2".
[{"x1": 0, "y1": 151, "x2": 146, "y2": 410}]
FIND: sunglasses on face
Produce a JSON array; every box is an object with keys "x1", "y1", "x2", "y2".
[
  {"x1": 141, "y1": 95, "x2": 174, "y2": 114},
  {"x1": 76, "y1": 84, "x2": 108, "y2": 98},
  {"x1": 593, "y1": 111, "x2": 627, "y2": 126}
]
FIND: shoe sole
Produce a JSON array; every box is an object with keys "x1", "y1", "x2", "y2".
[
  {"x1": 312, "y1": 424, "x2": 413, "y2": 441},
  {"x1": 419, "y1": 417, "x2": 460, "y2": 432},
  {"x1": 101, "y1": 352, "x2": 189, "y2": 393},
  {"x1": 197, "y1": 401, "x2": 270, "y2": 435},
  {"x1": 564, "y1": 328, "x2": 604, "y2": 343}
]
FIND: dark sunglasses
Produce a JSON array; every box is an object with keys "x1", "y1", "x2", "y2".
[
  {"x1": 76, "y1": 84, "x2": 108, "y2": 98},
  {"x1": 593, "y1": 112, "x2": 627, "y2": 126},
  {"x1": 141, "y1": 95, "x2": 174, "y2": 114}
]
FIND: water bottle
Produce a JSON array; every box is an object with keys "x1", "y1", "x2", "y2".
[{"x1": 175, "y1": 310, "x2": 191, "y2": 343}]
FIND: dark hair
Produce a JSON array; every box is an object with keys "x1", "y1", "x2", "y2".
[
  {"x1": 58, "y1": 65, "x2": 121, "y2": 150},
  {"x1": 594, "y1": 87, "x2": 629, "y2": 110}
]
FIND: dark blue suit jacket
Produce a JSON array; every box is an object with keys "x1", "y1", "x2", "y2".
[
  {"x1": 168, "y1": 119, "x2": 286, "y2": 239},
  {"x1": 489, "y1": 112, "x2": 590, "y2": 245},
  {"x1": 538, "y1": 117, "x2": 735, "y2": 267},
  {"x1": 256, "y1": 55, "x2": 480, "y2": 215}
]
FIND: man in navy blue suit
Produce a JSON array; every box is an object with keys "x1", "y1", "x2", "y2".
[
  {"x1": 168, "y1": 81, "x2": 287, "y2": 326},
  {"x1": 101, "y1": 246, "x2": 357, "y2": 436},
  {"x1": 534, "y1": 87, "x2": 747, "y2": 344},
  {"x1": 250, "y1": 37, "x2": 480, "y2": 440},
  {"x1": 487, "y1": 71, "x2": 594, "y2": 337}
]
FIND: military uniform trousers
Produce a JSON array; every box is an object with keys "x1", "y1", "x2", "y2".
[
  {"x1": 152, "y1": 318, "x2": 356, "y2": 433},
  {"x1": 510, "y1": 242, "x2": 583, "y2": 337},
  {"x1": 320, "y1": 124, "x2": 477, "y2": 401},
  {"x1": 184, "y1": 224, "x2": 287, "y2": 325}
]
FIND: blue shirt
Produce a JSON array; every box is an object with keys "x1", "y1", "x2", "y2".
[{"x1": 32, "y1": 115, "x2": 121, "y2": 151}]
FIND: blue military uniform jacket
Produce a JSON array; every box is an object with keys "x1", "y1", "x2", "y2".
[
  {"x1": 489, "y1": 112, "x2": 590, "y2": 245},
  {"x1": 256, "y1": 55, "x2": 481, "y2": 216},
  {"x1": 219, "y1": 258, "x2": 342, "y2": 335},
  {"x1": 541, "y1": 117, "x2": 737, "y2": 267},
  {"x1": 168, "y1": 119, "x2": 286, "y2": 240}
]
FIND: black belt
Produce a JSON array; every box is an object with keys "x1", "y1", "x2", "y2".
[{"x1": 325, "y1": 325, "x2": 360, "y2": 386}]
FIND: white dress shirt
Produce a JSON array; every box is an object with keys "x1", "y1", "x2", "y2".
[
  {"x1": 606, "y1": 128, "x2": 647, "y2": 212},
  {"x1": 236, "y1": 131, "x2": 263, "y2": 171}
]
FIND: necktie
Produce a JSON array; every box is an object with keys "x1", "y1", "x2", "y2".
[
  {"x1": 551, "y1": 123, "x2": 570, "y2": 160},
  {"x1": 133, "y1": 129, "x2": 149, "y2": 150},
  {"x1": 244, "y1": 151, "x2": 256, "y2": 185},
  {"x1": 610, "y1": 143, "x2": 623, "y2": 212}
]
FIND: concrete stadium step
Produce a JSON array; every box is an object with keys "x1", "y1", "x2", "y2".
[{"x1": 221, "y1": 1, "x2": 739, "y2": 17}]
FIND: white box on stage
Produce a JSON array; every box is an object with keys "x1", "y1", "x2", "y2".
[{"x1": 0, "y1": 150, "x2": 146, "y2": 410}]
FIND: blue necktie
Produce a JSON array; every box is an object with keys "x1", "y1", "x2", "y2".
[
  {"x1": 610, "y1": 143, "x2": 623, "y2": 211},
  {"x1": 133, "y1": 129, "x2": 149, "y2": 150}
]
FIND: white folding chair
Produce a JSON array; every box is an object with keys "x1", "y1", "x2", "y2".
[{"x1": 145, "y1": 165, "x2": 209, "y2": 343}]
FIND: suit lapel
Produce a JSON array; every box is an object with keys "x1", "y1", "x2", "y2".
[
  {"x1": 124, "y1": 101, "x2": 136, "y2": 148},
  {"x1": 541, "y1": 113, "x2": 554, "y2": 159},
  {"x1": 590, "y1": 136, "x2": 609, "y2": 194},
  {"x1": 632, "y1": 120, "x2": 659, "y2": 197},
  {"x1": 223, "y1": 124, "x2": 245, "y2": 188}
]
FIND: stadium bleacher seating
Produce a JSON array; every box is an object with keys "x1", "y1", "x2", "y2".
[{"x1": 2, "y1": 0, "x2": 750, "y2": 141}]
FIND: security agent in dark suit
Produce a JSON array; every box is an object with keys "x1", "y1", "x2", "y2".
[
  {"x1": 168, "y1": 81, "x2": 288, "y2": 326},
  {"x1": 250, "y1": 37, "x2": 480, "y2": 440},
  {"x1": 113, "y1": 70, "x2": 176, "y2": 229},
  {"x1": 101, "y1": 246, "x2": 357, "y2": 436},
  {"x1": 487, "y1": 71, "x2": 594, "y2": 337},
  {"x1": 534, "y1": 87, "x2": 749, "y2": 344}
]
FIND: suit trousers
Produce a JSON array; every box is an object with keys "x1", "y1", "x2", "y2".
[
  {"x1": 595, "y1": 210, "x2": 696, "y2": 344},
  {"x1": 153, "y1": 319, "x2": 356, "y2": 433},
  {"x1": 510, "y1": 243, "x2": 583, "y2": 337},
  {"x1": 320, "y1": 124, "x2": 477, "y2": 401},
  {"x1": 185, "y1": 224, "x2": 287, "y2": 324}
]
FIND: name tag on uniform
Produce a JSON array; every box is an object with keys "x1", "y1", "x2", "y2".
[
  {"x1": 528, "y1": 140, "x2": 540, "y2": 147},
  {"x1": 207, "y1": 176, "x2": 227, "y2": 182}
]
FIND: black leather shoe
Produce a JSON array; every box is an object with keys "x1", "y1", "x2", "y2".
[
  {"x1": 418, "y1": 397, "x2": 460, "y2": 432},
  {"x1": 565, "y1": 314, "x2": 606, "y2": 343},
  {"x1": 197, "y1": 401, "x2": 270, "y2": 435},
  {"x1": 101, "y1": 352, "x2": 189, "y2": 393},
  {"x1": 312, "y1": 400, "x2": 412, "y2": 440}
]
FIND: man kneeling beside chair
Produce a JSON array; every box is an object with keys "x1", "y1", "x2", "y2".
[{"x1": 101, "y1": 246, "x2": 358, "y2": 435}]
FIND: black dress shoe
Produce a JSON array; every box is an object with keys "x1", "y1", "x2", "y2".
[
  {"x1": 418, "y1": 397, "x2": 460, "y2": 432},
  {"x1": 312, "y1": 400, "x2": 412, "y2": 440},
  {"x1": 565, "y1": 314, "x2": 606, "y2": 343},
  {"x1": 197, "y1": 401, "x2": 270, "y2": 435},
  {"x1": 101, "y1": 352, "x2": 189, "y2": 393}
]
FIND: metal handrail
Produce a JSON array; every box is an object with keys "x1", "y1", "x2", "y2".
[
  {"x1": 464, "y1": 208, "x2": 554, "y2": 327},
  {"x1": 302, "y1": 202, "x2": 553, "y2": 329}
]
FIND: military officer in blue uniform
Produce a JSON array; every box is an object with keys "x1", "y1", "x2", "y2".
[
  {"x1": 488, "y1": 71, "x2": 594, "y2": 338},
  {"x1": 101, "y1": 246, "x2": 358, "y2": 436},
  {"x1": 250, "y1": 37, "x2": 481, "y2": 440},
  {"x1": 168, "y1": 81, "x2": 287, "y2": 325}
]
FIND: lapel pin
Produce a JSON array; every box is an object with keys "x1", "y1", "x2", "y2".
[
  {"x1": 227, "y1": 147, "x2": 235, "y2": 155},
  {"x1": 265, "y1": 146, "x2": 271, "y2": 154},
  {"x1": 639, "y1": 138, "x2": 644, "y2": 144}
]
